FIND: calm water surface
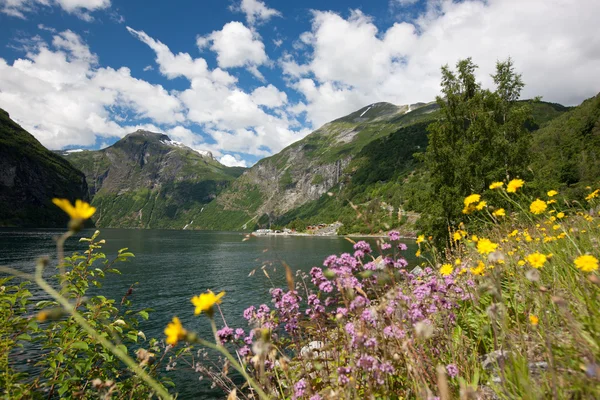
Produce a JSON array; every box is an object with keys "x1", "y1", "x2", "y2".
[{"x1": 0, "y1": 228, "x2": 414, "y2": 398}]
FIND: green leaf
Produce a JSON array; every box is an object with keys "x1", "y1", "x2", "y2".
[
  {"x1": 137, "y1": 310, "x2": 149, "y2": 320},
  {"x1": 127, "y1": 333, "x2": 138, "y2": 343},
  {"x1": 116, "y1": 344, "x2": 128, "y2": 355},
  {"x1": 106, "y1": 268, "x2": 122, "y2": 275},
  {"x1": 16, "y1": 333, "x2": 32, "y2": 341},
  {"x1": 71, "y1": 341, "x2": 89, "y2": 351},
  {"x1": 58, "y1": 384, "x2": 70, "y2": 396}
]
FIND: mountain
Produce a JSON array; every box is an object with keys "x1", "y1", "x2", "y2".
[
  {"x1": 191, "y1": 102, "x2": 441, "y2": 231},
  {"x1": 203, "y1": 99, "x2": 572, "y2": 233},
  {"x1": 54, "y1": 97, "x2": 573, "y2": 233},
  {"x1": 529, "y1": 92, "x2": 600, "y2": 195},
  {"x1": 62, "y1": 130, "x2": 245, "y2": 229},
  {"x1": 0, "y1": 108, "x2": 89, "y2": 227}
]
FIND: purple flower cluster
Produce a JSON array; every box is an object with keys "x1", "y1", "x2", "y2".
[
  {"x1": 225, "y1": 231, "x2": 473, "y2": 399},
  {"x1": 272, "y1": 289, "x2": 301, "y2": 333},
  {"x1": 446, "y1": 363, "x2": 459, "y2": 378},
  {"x1": 292, "y1": 378, "x2": 307, "y2": 399},
  {"x1": 394, "y1": 268, "x2": 462, "y2": 324},
  {"x1": 216, "y1": 326, "x2": 234, "y2": 343}
]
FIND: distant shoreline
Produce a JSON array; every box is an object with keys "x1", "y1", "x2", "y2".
[{"x1": 251, "y1": 231, "x2": 417, "y2": 240}]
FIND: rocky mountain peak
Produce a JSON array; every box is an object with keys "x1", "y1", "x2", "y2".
[{"x1": 111, "y1": 130, "x2": 215, "y2": 160}]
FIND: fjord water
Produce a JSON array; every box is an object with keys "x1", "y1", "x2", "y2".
[{"x1": 0, "y1": 228, "x2": 415, "y2": 398}]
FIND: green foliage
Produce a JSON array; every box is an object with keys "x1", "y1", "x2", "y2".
[
  {"x1": 415, "y1": 58, "x2": 533, "y2": 242},
  {"x1": 0, "y1": 109, "x2": 88, "y2": 228},
  {"x1": 0, "y1": 278, "x2": 35, "y2": 397},
  {"x1": 0, "y1": 231, "x2": 168, "y2": 398},
  {"x1": 529, "y1": 93, "x2": 600, "y2": 194}
]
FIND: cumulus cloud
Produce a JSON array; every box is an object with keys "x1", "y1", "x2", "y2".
[
  {"x1": 219, "y1": 154, "x2": 248, "y2": 167},
  {"x1": 230, "y1": 0, "x2": 281, "y2": 26},
  {"x1": 1, "y1": 0, "x2": 111, "y2": 20},
  {"x1": 0, "y1": 27, "x2": 308, "y2": 162},
  {"x1": 283, "y1": 0, "x2": 600, "y2": 128},
  {"x1": 0, "y1": 30, "x2": 184, "y2": 148},
  {"x1": 3, "y1": 0, "x2": 599, "y2": 168},
  {"x1": 196, "y1": 21, "x2": 268, "y2": 79}
]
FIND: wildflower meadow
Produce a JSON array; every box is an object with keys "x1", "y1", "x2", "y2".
[{"x1": 1, "y1": 179, "x2": 599, "y2": 399}]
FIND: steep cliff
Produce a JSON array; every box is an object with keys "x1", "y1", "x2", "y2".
[{"x1": 0, "y1": 108, "x2": 89, "y2": 227}]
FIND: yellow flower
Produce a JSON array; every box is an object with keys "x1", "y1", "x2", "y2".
[
  {"x1": 416, "y1": 249, "x2": 421, "y2": 257},
  {"x1": 416, "y1": 234, "x2": 425, "y2": 244},
  {"x1": 547, "y1": 190, "x2": 558, "y2": 197},
  {"x1": 508, "y1": 230, "x2": 518, "y2": 237},
  {"x1": 440, "y1": 264, "x2": 453, "y2": 276},
  {"x1": 462, "y1": 205, "x2": 475, "y2": 214},
  {"x1": 164, "y1": 317, "x2": 187, "y2": 346},
  {"x1": 52, "y1": 198, "x2": 96, "y2": 220},
  {"x1": 470, "y1": 261, "x2": 485, "y2": 276},
  {"x1": 475, "y1": 201, "x2": 487, "y2": 211},
  {"x1": 585, "y1": 189, "x2": 599, "y2": 201},
  {"x1": 506, "y1": 179, "x2": 525, "y2": 193},
  {"x1": 489, "y1": 182, "x2": 504, "y2": 190},
  {"x1": 452, "y1": 231, "x2": 462, "y2": 241},
  {"x1": 454, "y1": 258, "x2": 462, "y2": 266},
  {"x1": 471, "y1": 235, "x2": 479, "y2": 242},
  {"x1": 464, "y1": 194, "x2": 481, "y2": 207},
  {"x1": 529, "y1": 314, "x2": 539, "y2": 326},
  {"x1": 574, "y1": 255, "x2": 598, "y2": 272},
  {"x1": 477, "y1": 238, "x2": 498, "y2": 255},
  {"x1": 492, "y1": 208, "x2": 505, "y2": 217},
  {"x1": 191, "y1": 290, "x2": 225, "y2": 316},
  {"x1": 529, "y1": 199, "x2": 547, "y2": 215},
  {"x1": 517, "y1": 260, "x2": 526, "y2": 266},
  {"x1": 526, "y1": 252, "x2": 547, "y2": 269}
]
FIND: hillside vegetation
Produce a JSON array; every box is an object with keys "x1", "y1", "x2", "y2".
[
  {"x1": 0, "y1": 108, "x2": 88, "y2": 227},
  {"x1": 64, "y1": 131, "x2": 245, "y2": 229}
]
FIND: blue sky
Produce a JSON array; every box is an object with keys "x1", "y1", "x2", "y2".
[{"x1": 1, "y1": 0, "x2": 599, "y2": 167}]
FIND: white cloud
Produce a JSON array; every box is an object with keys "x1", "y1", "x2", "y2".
[
  {"x1": 0, "y1": 30, "x2": 184, "y2": 148},
  {"x1": 219, "y1": 154, "x2": 248, "y2": 167},
  {"x1": 283, "y1": 0, "x2": 600, "y2": 128},
  {"x1": 1, "y1": 0, "x2": 110, "y2": 20},
  {"x1": 0, "y1": 27, "x2": 308, "y2": 161},
  {"x1": 252, "y1": 84, "x2": 287, "y2": 108},
  {"x1": 197, "y1": 21, "x2": 268, "y2": 79},
  {"x1": 143, "y1": 65, "x2": 153, "y2": 71},
  {"x1": 37, "y1": 23, "x2": 56, "y2": 33},
  {"x1": 231, "y1": 0, "x2": 281, "y2": 26}
]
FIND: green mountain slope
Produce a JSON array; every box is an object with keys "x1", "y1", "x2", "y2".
[
  {"x1": 271, "y1": 99, "x2": 574, "y2": 234},
  {"x1": 194, "y1": 99, "x2": 570, "y2": 233},
  {"x1": 529, "y1": 92, "x2": 600, "y2": 194},
  {"x1": 63, "y1": 131, "x2": 245, "y2": 229},
  {"x1": 192, "y1": 102, "x2": 438, "y2": 231},
  {"x1": 0, "y1": 108, "x2": 89, "y2": 227}
]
